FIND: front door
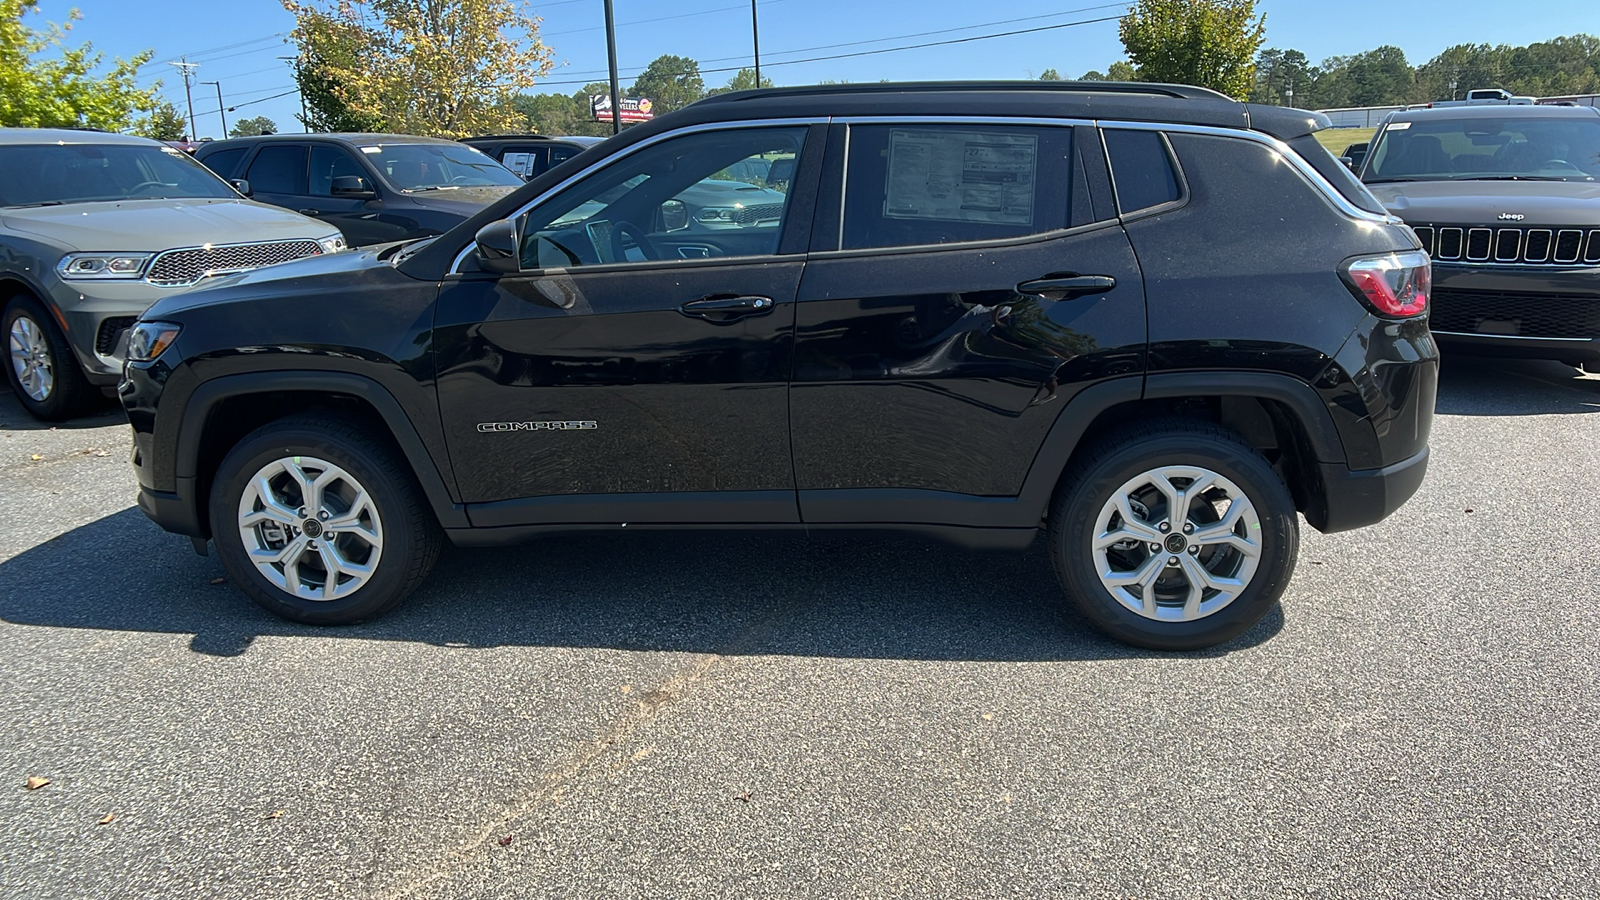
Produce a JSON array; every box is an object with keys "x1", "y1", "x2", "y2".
[{"x1": 434, "y1": 123, "x2": 823, "y2": 527}]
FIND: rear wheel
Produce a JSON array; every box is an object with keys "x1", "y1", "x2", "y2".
[
  {"x1": 1050, "y1": 420, "x2": 1298, "y2": 650},
  {"x1": 209, "y1": 414, "x2": 442, "y2": 624},
  {"x1": 4, "y1": 296, "x2": 97, "y2": 420}
]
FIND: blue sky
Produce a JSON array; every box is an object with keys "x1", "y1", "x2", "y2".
[{"x1": 44, "y1": 0, "x2": 1600, "y2": 138}]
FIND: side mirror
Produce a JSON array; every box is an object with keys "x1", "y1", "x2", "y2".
[
  {"x1": 659, "y1": 199, "x2": 688, "y2": 232},
  {"x1": 229, "y1": 178, "x2": 252, "y2": 197},
  {"x1": 474, "y1": 219, "x2": 521, "y2": 274},
  {"x1": 1340, "y1": 156, "x2": 1357, "y2": 171},
  {"x1": 331, "y1": 175, "x2": 377, "y2": 199}
]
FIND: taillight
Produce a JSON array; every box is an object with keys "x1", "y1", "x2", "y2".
[{"x1": 1340, "y1": 251, "x2": 1430, "y2": 318}]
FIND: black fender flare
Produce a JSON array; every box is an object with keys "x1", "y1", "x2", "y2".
[
  {"x1": 1013, "y1": 371, "x2": 1349, "y2": 525},
  {"x1": 176, "y1": 370, "x2": 467, "y2": 530}
]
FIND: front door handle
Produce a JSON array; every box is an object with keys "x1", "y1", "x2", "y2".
[
  {"x1": 1016, "y1": 274, "x2": 1117, "y2": 300},
  {"x1": 679, "y1": 295, "x2": 775, "y2": 323},
  {"x1": 297, "y1": 208, "x2": 321, "y2": 216}
]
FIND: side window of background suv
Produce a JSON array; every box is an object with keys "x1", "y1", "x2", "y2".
[
  {"x1": 840, "y1": 124, "x2": 1072, "y2": 251},
  {"x1": 245, "y1": 144, "x2": 308, "y2": 195},
  {"x1": 1103, "y1": 129, "x2": 1182, "y2": 214}
]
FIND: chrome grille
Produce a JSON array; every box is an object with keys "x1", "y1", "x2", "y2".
[
  {"x1": 733, "y1": 202, "x2": 784, "y2": 226},
  {"x1": 146, "y1": 240, "x2": 321, "y2": 286},
  {"x1": 1410, "y1": 223, "x2": 1600, "y2": 266}
]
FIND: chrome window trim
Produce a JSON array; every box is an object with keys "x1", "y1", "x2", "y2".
[{"x1": 448, "y1": 117, "x2": 828, "y2": 274}]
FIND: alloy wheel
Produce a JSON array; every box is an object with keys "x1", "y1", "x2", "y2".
[
  {"x1": 1091, "y1": 464, "x2": 1262, "y2": 622},
  {"x1": 236, "y1": 456, "x2": 384, "y2": 601},
  {"x1": 8, "y1": 315, "x2": 54, "y2": 402}
]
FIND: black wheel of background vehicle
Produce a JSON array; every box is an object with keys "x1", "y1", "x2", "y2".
[
  {"x1": 1049, "y1": 419, "x2": 1299, "y2": 651},
  {"x1": 3, "y1": 296, "x2": 98, "y2": 421},
  {"x1": 208, "y1": 414, "x2": 442, "y2": 625}
]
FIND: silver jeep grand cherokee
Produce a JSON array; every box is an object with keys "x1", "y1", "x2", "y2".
[{"x1": 1, "y1": 129, "x2": 347, "y2": 420}]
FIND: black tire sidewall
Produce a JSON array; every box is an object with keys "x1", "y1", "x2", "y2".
[
  {"x1": 1054, "y1": 429, "x2": 1298, "y2": 651},
  {"x1": 210, "y1": 423, "x2": 422, "y2": 625}
]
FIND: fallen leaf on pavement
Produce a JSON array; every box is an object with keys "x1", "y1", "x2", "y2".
[
  {"x1": 29, "y1": 454, "x2": 42, "y2": 461},
  {"x1": 209, "y1": 577, "x2": 227, "y2": 585},
  {"x1": 497, "y1": 836, "x2": 513, "y2": 846},
  {"x1": 733, "y1": 791, "x2": 753, "y2": 803},
  {"x1": 263, "y1": 810, "x2": 282, "y2": 820},
  {"x1": 97, "y1": 813, "x2": 114, "y2": 825},
  {"x1": 981, "y1": 713, "x2": 994, "y2": 721},
  {"x1": 25, "y1": 776, "x2": 50, "y2": 790}
]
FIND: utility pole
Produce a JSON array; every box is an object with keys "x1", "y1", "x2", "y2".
[
  {"x1": 751, "y1": 0, "x2": 761, "y2": 88},
  {"x1": 201, "y1": 81, "x2": 226, "y2": 137},
  {"x1": 279, "y1": 56, "x2": 310, "y2": 131},
  {"x1": 169, "y1": 58, "x2": 200, "y2": 140},
  {"x1": 602, "y1": 0, "x2": 622, "y2": 135}
]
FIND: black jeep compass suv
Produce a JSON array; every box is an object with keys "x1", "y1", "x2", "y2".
[{"x1": 120, "y1": 82, "x2": 1437, "y2": 650}]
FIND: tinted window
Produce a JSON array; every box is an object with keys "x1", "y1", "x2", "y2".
[
  {"x1": 198, "y1": 147, "x2": 247, "y2": 178},
  {"x1": 517, "y1": 126, "x2": 807, "y2": 269},
  {"x1": 246, "y1": 144, "x2": 308, "y2": 194},
  {"x1": 309, "y1": 145, "x2": 368, "y2": 196},
  {"x1": 1103, "y1": 129, "x2": 1180, "y2": 213},
  {"x1": 359, "y1": 143, "x2": 522, "y2": 190},
  {"x1": 498, "y1": 147, "x2": 546, "y2": 179},
  {"x1": 1364, "y1": 115, "x2": 1600, "y2": 182},
  {"x1": 841, "y1": 125, "x2": 1072, "y2": 251},
  {"x1": 0, "y1": 144, "x2": 239, "y2": 207},
  {"x1": 547, "y1": 145, "x2": 582, "y2": 169}
]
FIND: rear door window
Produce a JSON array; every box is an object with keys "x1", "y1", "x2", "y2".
[
  {"x1": 1103, "y1": 129, "x2": 1181, "y2": 214},
  {"x1": 245, "y1": 144, "x2": 308, "y2": 195},
  {"x1": 198, "y1": 147, "x2": 247, "y2": 178},
  {"x1": 309, "y1": 145, "x2": 369, "y2": 195},
  {"x1": 840, "y1": 124, "x2": 1072, "y2": 251}
]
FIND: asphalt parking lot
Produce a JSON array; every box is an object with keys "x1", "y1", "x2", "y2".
[{"x1": 1, "y1": 357, "x2": 1596, "y2": 899}]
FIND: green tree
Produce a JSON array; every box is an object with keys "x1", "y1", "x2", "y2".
[
  {"x1": 1251, "y1": 48, "x2": 1316, "y2": 106},
  {"x1": 1315, "y1": 45, "x2": 1414, "y2": 107},
  {"x1": 511, "y1": 82, "x2": 613, "y2": 136},
  {"x1": 628, "y1": 54, "x2": 704, "y2": 114},
  {"x1": 710, "y1": 67, "x2": 773, "y2": 94},
  {"x1": 129, "y1": 99, "x2": 187, "y2": 140},
  {"x1": 229, "y1": 115, "x2": 277, "y2": 137},
  {"x1": 1118, "y1": 0, "x2": 1266, "y2": 98},
  {"x1": 1039, "y1": 68, "x2": 1062, "y2": 81},
  {"x1": 0, "y1": 0, "x2": 160, "y2": 130},
  {"x1": 283, "y1": 0, "x2": 555, "y2": 137},
  {"x1": 1080, "y1": 61, "x2": 1139, "y2": 81}
]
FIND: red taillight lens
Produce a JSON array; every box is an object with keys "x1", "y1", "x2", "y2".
[{"x1": 1341, "y1": 251, "x2": 1430, "y2": 318}]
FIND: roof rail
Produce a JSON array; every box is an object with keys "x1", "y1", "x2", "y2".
[{"x1": 692, "y1": 80, "x2": 1235, "y2": 106}]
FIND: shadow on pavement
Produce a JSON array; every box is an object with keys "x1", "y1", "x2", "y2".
[
  {"x1": 0, "y1": 507, "x2": 1282, "y2": 661},
  {"x1": 1435, "y1": 356, "x2": 1600, "y2": 416},
  {"x1": 0, "y1": 390, "x2": 125, "y2": 431}
]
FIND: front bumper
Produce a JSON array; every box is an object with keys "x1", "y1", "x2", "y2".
[
  {"x1": 1429, "y1": 263, "x2": 1600, "y2": 362},
  {"x1": 1307, "y1": 446, "x2": 1429, "y2": 534}
]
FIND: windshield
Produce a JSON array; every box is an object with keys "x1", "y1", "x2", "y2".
[
  {"x1": 359, "y1": 143, "x2": 522, "y2": 191},
  {"x1": 1365, "y1": 116, "x2": 1600, "y2": 183},
  {"x1": 0, "y1": 143, "x2": 240, "y2": 207}
]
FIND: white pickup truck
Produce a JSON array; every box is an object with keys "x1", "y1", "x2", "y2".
[{"x1": 1427, "y1": 88, "x2": 1536, "y2": 107}]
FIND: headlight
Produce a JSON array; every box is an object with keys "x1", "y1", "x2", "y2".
[
  {"x1": 695, "y1": 207, "x2": 738, "y2": 223},
  {"x1": 58, "y1": 252, "x2": 154, "y2": 280},
  {"x1": 317, "y1": 235, "x2": 348, "y2": 254},
  {"x1": 126, "y1": 321, "x2": 181, "y2": 362}
]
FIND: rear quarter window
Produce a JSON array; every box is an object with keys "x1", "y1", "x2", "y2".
[
  {"x1": 1102, "y1": 129, "x2": 1181, "y2": 213},
  {"x1": 198, "y1": 147, "x2": 247, "y2": 179},
  {"x1": 1286, "y1": 134, "x2": 1388, "y2": 216}
]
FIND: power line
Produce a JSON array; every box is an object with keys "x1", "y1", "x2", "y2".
[
  {"x1": 542, "y1": 0, "x2": 791, "y2": 38},
  {"x1": 227, "y1": 88, "x2": 302, "y2": 112}
]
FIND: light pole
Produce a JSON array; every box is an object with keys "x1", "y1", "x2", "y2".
[
  {"x1": 279, "y1": 56, "x2": 310, "y2": 131},
  {"x1": 168, "y1": 59, "x2": 199, "y2": 140},
  {"x1": 602, "y1": 0, "x2": 622, "y2": 135},
  {"x1": 201, "y1": 81, "x2": 226, "y2": 137},
  {"x1": 752, "y1": 0, "x2": 761, "y2": 88}
]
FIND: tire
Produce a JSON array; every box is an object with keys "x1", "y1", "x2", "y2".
[
  {"x1": 208, "y1": 413, "x2": 442, "y2": 625},
  {"x1": 1049, "y1": 419, "x2": 1299, "y2": 651},
  {"x1": 4, "y1": 296, "x2": 98, "y2": 421}
]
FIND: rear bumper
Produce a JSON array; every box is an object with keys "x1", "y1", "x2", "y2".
[{"x1": 1307, "y1": 446, "x2": 1429, "y2": 534}]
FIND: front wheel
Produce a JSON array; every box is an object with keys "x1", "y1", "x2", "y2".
[
  {"x1": 209, "y1": 414, "x2": 442, "y2": 624},
  {"x1": 1050, "y1": 420, "x2": 1299, "y2": 650},
  {"x1": 4, "y1": 296, "x2": 97, "y2": 420}
]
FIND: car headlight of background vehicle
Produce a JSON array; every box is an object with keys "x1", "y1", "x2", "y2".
[
  {"x1": 125, "y1": 321, "x2": 182, "y2": 363},
  {"x1": 57, "y1": 252, "x2": 154, "y2": 280},
  {"x1": 695, "y1": 207, "x2": 739, "y2": 223},
  {"x1": 317, "y1": 235, "x2": 349, "y2": 254}
]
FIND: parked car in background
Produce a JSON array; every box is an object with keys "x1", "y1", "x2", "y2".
[
  {"x1": 459, "y1": 134, "x2": 603, "y2": 180},
  {"x1": 195, "y1": 134, "x2": 522, "y2": 246},
  {"x1": 1359, "y1": 104, "x2": 1600, "y2": 369},
  {"x1": 0, "y1": 128, "x2": 345, "y2": 420},
  {"x1": 1338, "y1": 141, "x2": 1369, "y2": 171},
  {"x1": 122, "y1": 81, "x2": 1436, "y2": 651}
]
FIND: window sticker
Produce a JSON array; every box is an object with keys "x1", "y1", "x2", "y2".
[
  {"x1": 502, "y1": 151, "x2": 536, "y2": 178},
  {"x1": 1386, "y1": 121, "x2": 1411, "y2": 131},
  {"x1": 883, "y1": 129, "x2": 1037, "y2": 227}
]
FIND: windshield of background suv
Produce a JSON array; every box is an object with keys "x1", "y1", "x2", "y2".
[
  {"x1": 1365, "y1": 116, "x2": 1600, "y2": 183},
  {"x1": 0, "y1": 143, "x2": 240, "y2": 207},
  {"x1": 358, "y1": 143, "x2": 523, "y2": 191}
]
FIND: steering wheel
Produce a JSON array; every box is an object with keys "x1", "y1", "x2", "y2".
[
  {"x1": 127, "y1": 181, "x2": 169, "y2": 196},
  {"x1": 448, "y1": 175, "x2": 473, "y2": 185},
  {"x1": 610, "y1": 221, "x2": 659, "y2": 261},
  {"x1": 1540, "y1": 159, "x2": 1583, "y2": 172}
]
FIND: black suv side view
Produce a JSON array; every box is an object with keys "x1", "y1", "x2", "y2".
[{"x1": 122, "y1": 82, "x2": 1437, "y2": 650}]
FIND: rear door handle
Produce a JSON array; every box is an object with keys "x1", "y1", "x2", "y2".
[
  {"x1": 1016, "y1": 274, "x2": 1117, "y2": 300},
  {"x1": 679, "y1": 295, "x2": 775, "y2": 323},
  {"x1": 297, "y1": 208, "x2": 321, "y2": 216}
]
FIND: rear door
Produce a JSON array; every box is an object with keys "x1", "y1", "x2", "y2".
[
  {"x1": 241, "y1": 142, "x2": 309, "y2": 214},
  {"x1": 790, "y1": 120, "x2": 1147, "y2": 523}
]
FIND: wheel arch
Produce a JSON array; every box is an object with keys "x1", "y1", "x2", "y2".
[
  {"x1": 1019, "y1": 372, "x2": 1348, "y2": 530},
  {"x1": 177, "y1": 371, "x2": 466, "y2": 538}
]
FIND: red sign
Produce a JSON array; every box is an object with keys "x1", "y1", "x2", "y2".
[{"x1": 591, "y1": 95, "x2": 654, "y2": 123}]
